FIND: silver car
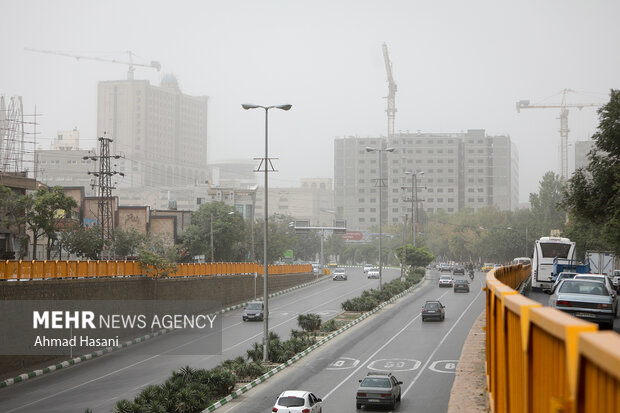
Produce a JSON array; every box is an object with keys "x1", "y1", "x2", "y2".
[
  {"x1": 549, "y1": 279, "x2": 615, "y2": 329},
  {"x1": 356, "y1": 372, "x2": 402, "y2": 409},
  {"x1": 573, "y1": 274, "x2": 618, "y2": 316}
]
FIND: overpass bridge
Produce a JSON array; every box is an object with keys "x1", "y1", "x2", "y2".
[{"x1": 483, "y1": 264, "x2": 620, "y2": 413}]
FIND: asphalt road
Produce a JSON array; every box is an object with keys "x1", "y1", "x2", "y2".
[
  {"x1": 526, "y1": 289, "x2": 620, "y2": 333},
  {"x1": 217, "y1": 268, "x2": 485, "y2": 413},
  {"x1": 0, "y1": 268, "x2": 408, "y2": 413}
]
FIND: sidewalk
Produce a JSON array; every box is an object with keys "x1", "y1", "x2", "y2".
[{"x1": 447, "y1": 311, "x2": 489, "y2": 412}]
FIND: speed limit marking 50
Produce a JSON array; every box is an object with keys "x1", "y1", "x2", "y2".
[
  {"x1": 367, "y1": 359, "x2": 421, "y2": 372},
  {"x1": 429, "y1": 360, "x2": 458, "y2": 373}
]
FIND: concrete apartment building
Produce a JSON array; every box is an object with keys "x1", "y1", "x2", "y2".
[
  {"x1": 334, "y1": 130, "x2": 519, "y2": 230},
  {"x1": 574, "y1": 139, "x2": 595, "y2": 171},
  {"x1": 36, "y1": 129, "x2": 96, "y2": 194},
  {"x1": 254, "y1": 178, "x2": 334, "y2": 226},
  {"x1": 97, "y1": 75, "x2": 209, "y2": 191}
]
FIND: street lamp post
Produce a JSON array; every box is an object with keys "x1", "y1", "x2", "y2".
[
  {"x1": 242, "y1": 103, "x2": 292, "y2": 363},
  {"x1": 366, "y1": 146, "x2": 395, "y2": 290}
]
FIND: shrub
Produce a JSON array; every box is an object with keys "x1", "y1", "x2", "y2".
[
  {"x1": 297, "y1": 313, "x2": 322, "y2": 332},
  {"x1": 320, "y1": 319, "x2": 338, "y2": 332}
]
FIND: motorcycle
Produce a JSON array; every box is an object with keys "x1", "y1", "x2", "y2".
[{"x1": 468, "y1": 270, "x2": 474, "y2": 280}]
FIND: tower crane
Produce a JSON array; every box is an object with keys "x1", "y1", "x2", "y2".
[
  {"x1": 382, "y1": 43, "x2": 397, "y2": 139},
  {"x1": 516, "y1": 88, "x2": 603, "y2": 180},
  {"x1": 24, "y1": 48, "x2": 161, "y2": 80}
]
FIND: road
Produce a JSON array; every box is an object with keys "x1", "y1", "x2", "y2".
[
  {"x1": 217, "y1": 268, "x2": 485, "y2": 413},
  {"x1": 0, "y1": 267, "x2": 407, "y2": 413},
  {"x1": 526, "y1": 289, "x2": 620, "y2": 333}
]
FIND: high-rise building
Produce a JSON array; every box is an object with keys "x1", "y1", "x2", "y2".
[
  {"x1": 574, "y1": 140, "x2": 595, "y2": 171},
  {"x1": 52, "y1": 128, "x2": 80, "y2": 151},
  {"x1": 97, "y1": 75, "x2": 209, "y2": 190},
  {"x1": 334, "y1": 130, "x2": 519, "y2": 230}
]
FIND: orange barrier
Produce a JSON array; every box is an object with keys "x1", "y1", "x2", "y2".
[
  {"x1": 0, "y1": 260, "x2": 311, "y2": 280},
  {"x1": 486, "y1": 264, "x2": 620, "y2": 413}
]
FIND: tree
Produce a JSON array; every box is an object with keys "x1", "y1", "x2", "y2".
[
  {"x1": 529, "y1": 171, "x2": 567, "y2": 237},
  {"x1": 563, "y1": 89, "x2": 620, "y2": 252},
  {"x1": 113, "y1": 228, "x2": 145, "y2": 259},
  {"x1": 0, "y1": 185, "x2": 23, "y2": 259},
  {"x1": 396, "y1": 245, "x2": 434, "y2": 267},
  {"x1": 19, "y1": 187, "x2": 77, "y2": 260},
  {"x1": 253, "y1": 213, "x2": 296, "y2": 264},
  {"x1": 181, "y1": 202, "x2": 245, "y2": 262},
  {"x1": 61, "y1": 224, "x2": 104, "y2": 260}
]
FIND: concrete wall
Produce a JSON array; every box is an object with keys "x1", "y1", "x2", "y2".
[{"x1": 0, "y1": 272, "x2": 315, "y2": 379}]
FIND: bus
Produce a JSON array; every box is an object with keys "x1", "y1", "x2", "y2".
[
  {"x1": 531, "y1": 236, "x2": 576, "y2": 291},
  {"x1": 512, "y1": 257, "x2": 531, "y2": 266}
]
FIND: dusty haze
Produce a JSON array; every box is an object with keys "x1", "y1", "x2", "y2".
[{"x1": 1, "y1": 0, "x2": 619, "y2": 202}]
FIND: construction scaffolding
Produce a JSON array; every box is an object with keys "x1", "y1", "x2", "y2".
[{"x1": 0, "y1": 96, "x2": 39, "y2": 178}]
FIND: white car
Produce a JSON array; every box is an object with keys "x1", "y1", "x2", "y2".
[
  {"x1": 367, "y1": 267, "x2": 380, "y2": 279},
  {"x1": 332, "y1": 268, "x2": 347, "y2": 281},
  {"x1": 612, "y1": 270, "x2": 620, "y2": 291},
  {"x1": 573, "y1": 274, "x2": 618, "y2": 315},
  {"x1": 272, "y1": 390, "x2": 323, "y2": 413},
  {"x1": 363, "y1": 264, "x2": 374, "y2": 273},
  {"x1": 438, "y1": 274, "x2": 454, "y2": 287}
]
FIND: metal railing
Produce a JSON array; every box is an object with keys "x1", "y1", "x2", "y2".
[
  {"x1": 485, "y1": 264, "x2": 620, "y2": 413},
  {"x1": 0, "y1": 260, "x2": 311, "y2": 280}
]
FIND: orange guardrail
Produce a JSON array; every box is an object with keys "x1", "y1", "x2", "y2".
[
  {"x1": 0, "y1": 260, "x2": 311, "y2": 280},
  {"x1": 486, "y1": 264, "x2": 620, "y2": 413}
]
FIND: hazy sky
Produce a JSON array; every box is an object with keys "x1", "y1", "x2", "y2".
[{"x1": 2, "y1": 0, "x2": 619, "y2": 202}]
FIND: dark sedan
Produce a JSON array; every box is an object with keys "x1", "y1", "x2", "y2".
[{"x1": 453, "y1": 279, "x2": 470, "y2": 293}]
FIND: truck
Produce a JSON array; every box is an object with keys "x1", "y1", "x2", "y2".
[{"x1": 585, "y1": 251, "x2": 616, "y2": 276}]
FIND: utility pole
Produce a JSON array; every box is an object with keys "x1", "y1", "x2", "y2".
[
  {"x1": 401, "y1": 214, "x2": 407, "y2": 281},
  {"x1": 84, "y1": 133, "x2": 124, "y2": 259}
]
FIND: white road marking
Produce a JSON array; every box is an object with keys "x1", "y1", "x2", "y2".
[
  {"x1": 402, "y1": 281, "x2": 483, "y2": 396},
  {"x1": 428, "y1": 360, "x2": 458, "y2": 374},
  {"x1": 322, "y1": 290, "x2": 450, "y2": 401},
  {"x1": 6, "y1": 275, "x2": 390, "y2": 412}
]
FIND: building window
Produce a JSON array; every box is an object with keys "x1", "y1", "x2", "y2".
[
  {"x1": 358, "y1": 208, "x2": 365, "y2": 212},
  {"x1": 370, "y1": 208, "x2": 376, "y2": 212}
]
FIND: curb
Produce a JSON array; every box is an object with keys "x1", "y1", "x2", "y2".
[
  {"x1": 203, "y1": 274, "x2": 425, "y2": 412},
  {"x1": 0, "y1": 275, "x2": 329, "y2": 389}
]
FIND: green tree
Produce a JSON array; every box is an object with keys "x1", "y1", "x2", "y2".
[
  {"x1": 396, "y1": 244, "x2": 434, "y2": 267},
  {"x1": 19, "y1": 187, "x2": 77, "y2": 259},
  {"x1": 292, "y1": 231, "x2": 320, "y2": 261},
  {"x1": 61, "y1": 224, "x2": 104, "y2": 260},
  {"x1": 182, "y1": 202, "x2": 245, "y2": 262},
  {"x1": 253, "y1": 213, "x2": 296, "y2": 264},
  {"x1": 529, "y1": 171, "x2": 567, "y2": 237},
  {"x1": 113, "y1": 228, "x2": 145, "y2": 259},
  {"x1": 0, "y1": 185, "x2": 23, "y2": 259},
  {"x1": 563, "y1": 89, "x2": 620, "y2": 252}
]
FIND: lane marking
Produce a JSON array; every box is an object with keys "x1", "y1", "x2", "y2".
[
  {"x1": 327, "y1": 357, "x2": 360, "y2": 370},
  {"x1": 322, "y1": 290, "x2": 449, "y2": 401},
  {"x1": 367, "y1": 358, "x2": 421, "y2": 372},
  {"x1": 428, "y1": 360, "x2": 458, "y2": 374},
  {"x1": 402, "y1": 280, "x2": 483, "y2": 397},
  {"x1": 6, "y1": 274, "x2": 399, "y2": 412}
]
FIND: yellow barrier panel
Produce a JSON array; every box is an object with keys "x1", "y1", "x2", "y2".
[
  {"x1": 0, "y1": 260, "x2": 310, "y2": 280},
  {"x1": 485, "y1": 264, "x2": 615, "y2": 413},
  {"x1": 577, "y1": 331, "x2": 620, "y2": 413}
]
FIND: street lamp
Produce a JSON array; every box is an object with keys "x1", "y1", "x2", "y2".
[
  {"x1": 404, "y1": 170, "x2": 424, "y2": 247},
  {"x1": 366, "y1": 146, "x2": 395, "y2": 290},
  {"x1": 242, "y1": 103, "x2": 292, "y2": 362}
]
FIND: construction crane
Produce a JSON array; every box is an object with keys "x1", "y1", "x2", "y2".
[
  {"x1": 382, "y1": 43, "x2": 397, "y2": 139},
  {"x1": 516, "y1": 89, "x2": 603, "y2": 180},
  {"x1": 24, "y1": 48, "x2": 161, "y2": 80}
]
